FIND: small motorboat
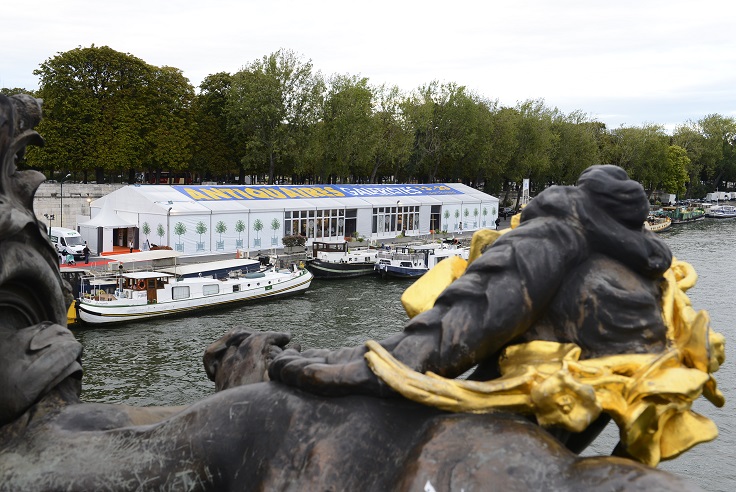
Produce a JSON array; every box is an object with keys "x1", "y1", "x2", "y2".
[{"x1": 374, "y1": 242, "x2": 469, "y2": 279}]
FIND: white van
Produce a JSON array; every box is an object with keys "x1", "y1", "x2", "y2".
[{"x1": 49, "y1": 227, "x2": 86, "y2": 259}]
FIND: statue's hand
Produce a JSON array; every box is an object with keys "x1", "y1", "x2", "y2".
[
  {"x1": 268, "y1": 345, "x2": 392, "y2": 397},
  {"x1": 203, "y1": 328, "x2": 291, "y2": 391}
]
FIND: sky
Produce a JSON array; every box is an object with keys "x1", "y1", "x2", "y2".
[{"x1": 3, "y1": 0, "x2": 736, "y2": 132}]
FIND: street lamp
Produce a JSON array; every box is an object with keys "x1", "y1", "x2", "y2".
[
  {"x1": 167, "y1": 207, "x2": 173, "y2": 247},
  {"x1": 59, "y1": 173, "x2": 71, "y2": 228},
  {"x1": 43, "y1": 213, "x2": 55, "y2": 234}
]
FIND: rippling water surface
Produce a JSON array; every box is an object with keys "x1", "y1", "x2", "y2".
[{"x1": 74, "y1": 221, "x2": 735, "y2": 491}]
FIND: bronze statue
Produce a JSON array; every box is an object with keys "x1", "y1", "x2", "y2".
[{"x1": 0, "y1": 93, "x2": 723, "y2": 491}]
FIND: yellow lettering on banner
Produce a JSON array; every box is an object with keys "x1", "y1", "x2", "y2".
[
  {"x1": 282, "y1": 188, "x2": 301, "y2": 199},
  {"x1": 219, "y1": 188, "x2": 244, "y2": 199},
  {"x1": 246, "y1": 188, "x2": 271, "y2": 199},
  {"x1": 291, "y1": 188, "x2": 311, "y2": 198},
  {"x1": 202, "y1": 188, "x2": 231, "y2": 200},
  {"x1": 263, "y1": 189, "x2": 287, "y2": 199},
  {"x1": 302, "y1": 187, "x2": 324, "y2": 198},
  {"x1": 231, "y1": 189, "x2": 254, "y2": 199},
  {"x1": 184, "y1": 188, "x2": 208, "y2": 200},
  {"x1": 323, "y1": 186, "x2": 345, "y2": 197}
]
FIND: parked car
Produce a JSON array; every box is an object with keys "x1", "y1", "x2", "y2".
[{"x1": 500, "y1": 207, "x2": 515, "y2": 218}]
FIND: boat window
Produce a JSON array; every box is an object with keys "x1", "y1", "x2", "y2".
[
  {"x1": 233, "y1": 285, "x2": 240, "y2": 292},
  {"x1": 203, "y1": 284, "x2": 219, "y2": 296},
  {"x1": 172, "y1": 286, "x2": 190, "y2": 300},
  {"x1": 400, "y1": 262, "x2": 412, "y2": 267}
]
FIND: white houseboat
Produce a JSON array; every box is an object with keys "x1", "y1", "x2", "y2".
[{"x1": 76, "y1": 251, "x2": 313, "y2": 325}]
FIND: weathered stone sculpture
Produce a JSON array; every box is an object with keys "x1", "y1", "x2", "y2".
[{"x1": 0, "y1": 93, "x2": 723, "y2": 491}]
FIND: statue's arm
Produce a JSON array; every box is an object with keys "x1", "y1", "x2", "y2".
[{"x1": 269, "y1": 217, "x2": 588, "y2": 395}]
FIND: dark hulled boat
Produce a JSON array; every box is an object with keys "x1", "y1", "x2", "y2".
[{"x1": 306, "y1": 241, "x2": 379, "y2": 278}]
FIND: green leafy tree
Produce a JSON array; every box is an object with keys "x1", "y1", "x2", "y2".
[
  {"x1": 191, "y1": 72, "x2": 238, "y2": 182},
  {"x1": 320, "y1": 74, "x2": 377, "y2": 181},
  {"x1": 31, "y1": 46, "x2": 152, "y2": 182},
  {"x1": 144, "y1": 66, "x2": 195, "y2": 184},
  {"x1": 370, "y1": 84, "x2": 412, "y2": 183},
  {"x1": 156, "y1": 224, "x2": 165, "y2": 245},
  {"x1": 0, "y1": 87, "x2": 33, "y2": 96},
  {"x1": 672, "y1": 122, "x2": 707, "y2": 198},
  {"x1": 402, "y1": 81, "x2": 448, "y2": 182},
  {"x1": 662, "y1": 145, "x2": 691, "y2": 197},
  {"x1": 548, "y1": 111, "x2": 600, "y2": 186},
  {"x1": 503, "y1": 99, "x2": 556, "y2": 208},
  {"x1": 227, "y1": 49, "x2": 323, "y2": 184},
  {"x1": 443, "y1": 210, "x2": 450, "y2": 231},
  {"x1": 607, "y1": 124, "x2": 669, "y2": 197},
  {"x1": 697, "y1": 114, "x2": 736, "y2": 191},
  {"x1": 142, "y1": 222, "x2": 151, "y2": 241}
]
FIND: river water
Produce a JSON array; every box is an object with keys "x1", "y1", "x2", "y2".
[{"x1": 74, "y1": 220, "x2": 735, "y2": 491}]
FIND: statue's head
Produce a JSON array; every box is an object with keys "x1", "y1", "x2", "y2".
[
  {"x1": 0, "y1": 94, "x2": 82, "y2": 426},
  {"x1": 576, "y1": 165, "x2": 650, "y2": 228}
]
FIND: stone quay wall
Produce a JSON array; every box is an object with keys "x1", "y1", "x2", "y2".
[{"x1": 33, "y1": 183, "x2": 125, "y2": 231}]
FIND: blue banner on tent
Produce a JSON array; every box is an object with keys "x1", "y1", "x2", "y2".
[{"x1": 173, "y1": 184, "x2": 462, "y2": 201}]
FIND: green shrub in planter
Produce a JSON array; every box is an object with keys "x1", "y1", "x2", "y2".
[{"x1": 282, "y1": 234, "x2": 307, "y2": 247}]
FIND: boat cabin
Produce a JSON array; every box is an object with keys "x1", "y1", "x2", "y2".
[{"x1": 120, "y1": 272, "x2": 174, "y2": 303}]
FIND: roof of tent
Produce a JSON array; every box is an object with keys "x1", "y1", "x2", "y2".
[
  {"x1": 78, "y1": 199, "x2": 137, "y2": 228},
  {"x1": 90, "y1": 183, "x2": 499, "y2": 217}
]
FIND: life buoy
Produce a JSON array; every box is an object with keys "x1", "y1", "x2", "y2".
[{"x1": 137, "y1": 279, "x2": 146, "y2": 290}]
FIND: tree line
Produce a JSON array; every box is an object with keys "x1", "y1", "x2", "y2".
[{"x1": 4, "y1": 45, "x2": 736, "y2": 204}]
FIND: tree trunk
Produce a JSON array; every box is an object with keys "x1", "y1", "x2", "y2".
[{"x1": 268, "y1": 151, "x2": 275, "y2": 185}]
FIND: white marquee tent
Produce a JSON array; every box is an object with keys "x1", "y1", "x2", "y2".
[
  {"x1": 77, "y1": 199, "x2": 137, "y2": 254},
  {"x1": 86, "y1": 183, "x2": 499, "y2": 255}
]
